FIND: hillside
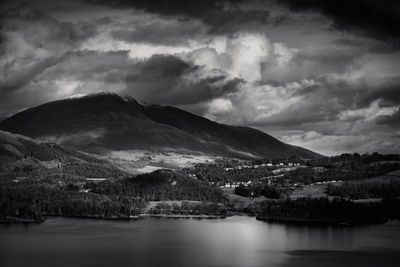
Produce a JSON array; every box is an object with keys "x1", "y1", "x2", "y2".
[
  {"x1": 0, "y1": 93, "x2": 320, "y2": 159},
  {"x1": 144, "y1": 105, "x2": 318, "y2": 158},
  {"x1": 0, "y1": 130, "x2": 126, "y2": 179}
]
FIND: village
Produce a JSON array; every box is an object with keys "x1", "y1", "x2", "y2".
[{"x1": 180, "y1": 158, "x2": 359, "y2": 202}]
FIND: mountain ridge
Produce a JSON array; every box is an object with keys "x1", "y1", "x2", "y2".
[{"x1": 0, "y1": 92, "x2": 321, "y2": 159}]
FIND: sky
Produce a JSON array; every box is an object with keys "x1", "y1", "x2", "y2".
[{"x1": 0, "y1": 0, "x2": 400, "y2": 156}]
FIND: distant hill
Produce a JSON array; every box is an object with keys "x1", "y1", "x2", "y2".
[
  {"x1": 0, "y1": 93, "x2": 320, "y2": 159},
  {"x1": 0, "y1": 130, "x2": 126, "y2": 178}
]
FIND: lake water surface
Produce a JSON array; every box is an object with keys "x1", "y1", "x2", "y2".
[{"x1": 1, "y1": 216, "x2": 399, "y2": 267}]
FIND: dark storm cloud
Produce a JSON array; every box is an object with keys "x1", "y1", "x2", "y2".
[
  {"x1": 85, "y1": 0, "x2": 244, "y2": 17},
  {"x1": 0, "y1": 57, "x2": 59, "y2": 93},
  {"x1": 0, "y1": 3, "x2": 243, "y2": 113},
  {"x1": 359, "y1": 77, "x2": 400, "y2": 107},
  {"x1": 86, "y1": 0, "x2": 274, "y2": 34},
  {"x1": 377, "y1": 110, "x2": 400, "y2": 127},
  {"x1": 127, "y1": 54, "x2": 192, "y2": 81},
  {"x1": 331, "y1": 38, "x2": 400, "y2": 54},
  {"x1": 260, "y1": 47, "x2": 360, "y2": 85},
  {"x1": 122, "y1": 54, "x2": 243, "y2": 105},
  {"x1": 1, "y1": 1, "x2": 399, "y2": 155},
  {"x1": 0, "y1": 3, "x2": 97, "y2": 40},
  {"x1": 109, "y1": 9, "x2": 277, "y2": 47},
  {"x1": 109, "y1": 19, "x2": 205, "y2": 46},
  {"x1": 26, "y1": 50, "x2": 242, "y2": 106},
  {"x1": 205, "y1": 9, "x2": 271, "y2": 34},
  {"x1": 0, "y1": 3, "x2": 97, "y2": 93},
  {"x1": 278, "y1": 0, "x2": 400, "y2": 43},
  {"x1": 86, "y1": 0, "x2": 400, "y2": 42}
]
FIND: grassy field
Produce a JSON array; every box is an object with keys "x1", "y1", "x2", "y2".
[
  {"x1": 291, "y1": 184, "x2": 333, "y2": 199},
  {"x1": 222, "y1": 188, "x2": 268, "y2": 204},
  {"x1": 101, "y1": 149, "x2": 220, "y2": 175}
]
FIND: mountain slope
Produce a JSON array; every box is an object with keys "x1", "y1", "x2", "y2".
[
  {"x1": 0, "y1": 130, "x2": 127, "y2": 178},
  {"x1": 0, "y1": 93, "x2": 320, "y2": 159},
  {"x1": 143, "y1": 105, "x2": 318, "y2": 159}
]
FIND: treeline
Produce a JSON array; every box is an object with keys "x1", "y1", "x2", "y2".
[
  {"x1": 188, "y1": 153, "x2": 400, "y2": 185},
  {"x1": 283, "y1": 162, "x2": 400, "y2": 184},
  {"x1": 327, "y1": 180, "x2": 400, "y2": 199},
  {"x1": 257, "y1": 197, "x2": 400, "y2": 225},
  {"x1": 187, "y1": 162, "x2": 273, "y2": 183},
  {"x1": 89, "y1": 170, "x2": 225, "y2": 202},
  {"x1": 0, "y1": 169, "x2": 226, "y2": 221},
  {"x1": 149, "y1": 201, "x2": 227, "y2": 216},
  {"x1": 250, "y1": 153, "x2": 400, "y2": 167},
  {"x1": 0, "y1": 179, "x2": 146, "y2": 221},
  {"x1": 329, "y1": 153, "x2": 400, "y2": 164},
  {"x1": 307, "y1": 152, "x2": 400, "y2": 167}
]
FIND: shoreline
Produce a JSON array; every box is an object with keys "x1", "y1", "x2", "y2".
[
  {"x1": 39, "y1": 213, "x2": 230, "y2": 222},
  {"x1": 141, "y1": 214, "x2": 228, "y2": 219},
  {"x1": 0, "y1": 217, "x2": 45, "y2": 224},
  {"x1": 255, "y1": 215, "x2": 389, "y2": 226},
  {"x1": 3, "y1": 213, "x2": 394, "y2": 226}
]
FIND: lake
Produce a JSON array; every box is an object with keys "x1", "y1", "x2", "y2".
[{"x1": 1, "y1": 216, "x2": 400, "y2": 267}]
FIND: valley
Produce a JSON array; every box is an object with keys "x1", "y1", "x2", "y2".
[
  {"x1": 1, "y1": 128, "x2": 400, "y2": 225},
  {"x1": 0, "y1": 94, "x2": 399, "y2": 225}
]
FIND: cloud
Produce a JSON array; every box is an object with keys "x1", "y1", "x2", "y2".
[
  {"x1": 86, "y1": 0, "x2": 239, "y2": 17},
  {"x1": 377, "y1": 110, "x2": 400, "y2": 128},
  {"x1": 202, "y1": 8, "x2": 271, "y2": 34},
  {"x1": 0, "y1": 3, "x2": 97, "y2": 93},
  {"x1": 358, "y1": 76, "x2": 400, "y2": 107},
  {"x1": 278, "y1": 0, "x2": 400, "y2": 43},
  {"x1": 0, "y1": 49, "x2": 242, "y2": 116},
  {"x1": 85, "y1": 0, "x2": 400, "y2": 46},
  {"x1": 1, "y1": 1, "x2": 399, "y2": 155},
  {"x1": 332, "y1": 38, "x2": 400, "y2": 55},
  {"x1": 109, "y1": 15, "x2": 207, "y2": 46},
  {"x1": 188, "y1": 34, "x2": 368, "y2": 129},
  {"x1": 261, "y1": 46, "x2": 361, "y2": 84},
  {"x1": 207, "y1": 98, "x2": 234, "y2": 119},
  {"x1": 189, "y1": 33, "x2": 400, "y2": 155},
  {"x1": 85, "y1": 0, "x2": 277, "y2": 34},
  {"x1": 201, "y1": 79, "x2": 320, "y2": 126},
  {"x1": 338, "y1": 100, "x2": 399, "y2": 122},
  {"x1": 185, "y1": 33, "x2": 272, "y2": 82},
  {"x1": 122, "y1": 54, "x2": 242, "y2": 105},
  {"x1": 280, "y1": 130, "x2": 400, "y2": 156}
]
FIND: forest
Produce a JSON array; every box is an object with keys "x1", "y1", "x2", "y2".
[
  {"x1": 1, "y1": 152, "x2": 400, "y2": 223},
  {"x1": 327, "y1": 179, "x2": 400, "y2": 199},
  {"x1": 0, "y1": 178, "x2": 147, "y2": 221},
  {"x1": 0, "y1": 170, "x2": 225, "y2": 222},
  {"x1": 184, "y1": 153, "x2": 400, "y2": 186},
  {"x1": 148, "y1": 201, "x2": 227, "y2": 216},
  {"x1": 88, "y1": 170, "x2": 225, "y2": 202},
  {"x1": 257, "y1": 197, "x2": 400, "y2": 225}
]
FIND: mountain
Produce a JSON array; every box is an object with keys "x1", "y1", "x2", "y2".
[{"x1": 0, "y1": 93, "x2": 320, "y2": 159}]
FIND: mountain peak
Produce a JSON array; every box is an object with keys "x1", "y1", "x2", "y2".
[{"x1": 63, "y1": 91, "x2": 118, "y2": 99}]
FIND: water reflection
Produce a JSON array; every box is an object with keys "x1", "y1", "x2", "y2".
[{"x1": 0, "y1": 216, "x2": 399, "y2": 267}]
